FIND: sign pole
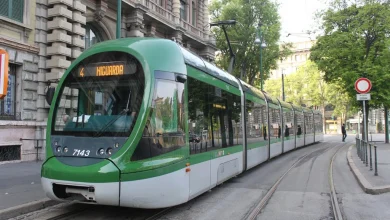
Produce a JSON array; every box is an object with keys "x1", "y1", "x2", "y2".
[
  {"x1": 358, "y1": 111, "x2": 360, "y2": 138},
  {"x1": 363, "y1": 100, "x2": 368, "y2": 142}
]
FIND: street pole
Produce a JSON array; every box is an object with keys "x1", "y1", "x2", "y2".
[
  {"x1": 358, "y1": 111, "x2": 360, "y2": 138},
  {"x1": 259, "y1": 28, "x2": 263, "y2": 91},
  {"x1": 363, "y1": 100, "x2": 368, "y2": 142},
  {"x1": 282, "y1": 73, "x2": 285, "y2": 101},
  {"x1": 116, "y1": 0, "x2": 122, "y2": 39}
]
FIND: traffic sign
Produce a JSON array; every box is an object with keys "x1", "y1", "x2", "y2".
[
  {"x1": 355, "y1": 78, "x2": 372, "y2": 94},
  {"x1": 357, "y1": 93, "x2": 371, "y2": 101},
  {"x1": 0, "y1": 49, "x2": 9, "y2": 99}
]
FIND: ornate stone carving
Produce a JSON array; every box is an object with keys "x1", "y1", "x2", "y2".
[{"x1": 94, "y1": 0, "x2": 108, "y2": 22}]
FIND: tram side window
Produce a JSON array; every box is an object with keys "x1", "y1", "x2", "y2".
[
  {"x1": 305, "y1": 113, "x2": 314, "y2": 134},
  {"x1": 270, "y1": 107, "x2": 281, "y2": 139},
  {"x1": 188, "y1": 77, "x2": 242, "y2": 154},
  {"x1": 296, "y1": 112, "x2": 304, "y2": 136},
  {"x1": 246, "y1": 99, "x2": 267, "y2": 144},
  {"x1": 314, "y1": 114, "x2": 323, "y2": 133},
  {"x1": 283, "y1": 109, "x2": 294, "y2": 137},
  {"x1": 131, "y1": 78, "x2": 185, "y2": 161}
]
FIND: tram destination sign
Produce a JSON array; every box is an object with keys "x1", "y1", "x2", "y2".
[{"x1": 77, "y1": 61, "x2": 128, "y2": 77}]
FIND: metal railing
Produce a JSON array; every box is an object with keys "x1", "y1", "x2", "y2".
[
  {"x1": 356, "y1": 137, "x2": 378, "y2": 176},
  {"x1": 20, "y1": 138, "x2": 46, "y2": 161}
]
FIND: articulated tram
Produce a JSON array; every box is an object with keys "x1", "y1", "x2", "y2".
[{"x1": 41, "y1": 38, "x2": 323, "y2": 208}]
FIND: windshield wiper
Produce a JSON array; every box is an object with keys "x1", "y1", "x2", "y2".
[{"x1": 93, "y1": 91, "x2": 132, "y2": 137}]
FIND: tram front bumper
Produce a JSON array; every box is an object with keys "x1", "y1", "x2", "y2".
[{"x1": 41, "y1": 157, "x2": 120, "y2": 206}]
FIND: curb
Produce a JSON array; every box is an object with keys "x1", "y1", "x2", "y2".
[
  {"x1": 0, "y1": 198, "x2": 60, "y2": 220},
  {"x1": 346, "y1": 145, "x2": 390, "y2": 195}
]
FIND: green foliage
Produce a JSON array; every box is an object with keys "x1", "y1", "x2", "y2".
[
  {"x1": 264, "y1": 61, "x2": 357, "y2": 118},
  {"x1": 310, "y1": 1, "x2": 390, "y2": 109},
  {"x1": 209, "y1": 0, "x2": 291, "y2": 85}
]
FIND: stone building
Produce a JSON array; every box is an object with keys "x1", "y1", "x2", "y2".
[
  {"x1": 0, "y1": 0, "x2": 216, "y2": 162},
  {"x1": 270, "y1": 40, "x2": 314, "y2": 79}
]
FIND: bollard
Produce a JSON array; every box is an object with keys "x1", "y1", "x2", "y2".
[
  {"x1": 369, "y1": 143, "x2": 373, "y2": 171},
  {"x1": 374, "y1": 145, "x2": 378, "y2": 176}
]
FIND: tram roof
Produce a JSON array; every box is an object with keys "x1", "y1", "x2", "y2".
[{"x1": 179, "y1": 46, "x2": 240, "y2": 87}]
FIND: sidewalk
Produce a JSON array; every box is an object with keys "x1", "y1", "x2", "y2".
[
  {"x1": 347, "y1": 134, "x2": 390, "y2": 194},
  {"x1": 0, "y1": 161, "x2": 46, "y2": 210}
]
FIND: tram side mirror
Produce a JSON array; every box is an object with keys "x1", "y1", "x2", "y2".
[
  {"x1": 176, "y1": 74, "x2": 187, "y2": 83},
  {"x1": 45, "y1": 87, "x2": 55, "y2": 105}
]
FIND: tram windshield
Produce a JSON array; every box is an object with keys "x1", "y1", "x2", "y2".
[{"x1": 52, "y1": 52, "x2": 145, "y2": 137}]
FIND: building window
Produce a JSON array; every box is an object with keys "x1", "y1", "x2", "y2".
[
  {"x1": 180, "y1": 0, "x2": 187, "y2": 21},
  {"x1": 0, "y1": 64, "x2": 16, "y2": 120},
  {"x1": 85, "y1": 24, "x2": 103, "y2": 49},
  {"x1": 0, "y1": 0, "x2": 24, "y2": 23},
  {"x1": 191, "y1": 1, "x2": 196, "y2": 26}
]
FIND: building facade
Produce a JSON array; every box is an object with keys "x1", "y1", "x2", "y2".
[
  {"x1": 270, "y1": 40, "x2": 314, "y2": 79},
  {"x1": 0, "y1": 0, "x2": 216, "y2": 162}
]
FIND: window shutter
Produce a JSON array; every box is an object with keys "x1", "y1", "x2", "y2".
[
  {"x1": 11, "y1": 0, "x2": 24, "y2": 22},
  {"x1": 0, "y1": 0, "x2": 9, "y2": 18}
]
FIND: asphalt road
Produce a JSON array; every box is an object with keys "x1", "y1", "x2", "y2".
[
  {"x1": 0, "y1": 161, "x2": 44, "y2": 210},
  {"x1": 6, "y1": 135, "x2": 390, "y2": 220}
]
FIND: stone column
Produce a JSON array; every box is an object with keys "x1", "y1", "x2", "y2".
[
  {"x1": 146, "y1": 23, "x2": 157, "y2": 37},
  {"x1": 172, "y1": 0, "x2": 180, "y2": 24},
  {"x1": 35, "y1": 0, "x2": 49, "y2": 121},
  {"x1": 44, "y1": 0, "x2": 86, "y2": 120},
  {"x1": 203, "y1": 0, "x2": 210, "y2": 40},
  {"x1": 126, "y1": 6, "x2": 147, "y2": 37}
]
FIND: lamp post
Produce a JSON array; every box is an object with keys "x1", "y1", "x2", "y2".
[{"x1": 254, "y1": 23, "x2": 267, "y2": 91}]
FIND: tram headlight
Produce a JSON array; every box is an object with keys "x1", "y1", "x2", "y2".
[
  {"x1": 107, "y1": 148, "x2": 113, "y2": 155},
  {"x1": 55, "y1": 141, "x2": 58, "y2": 146},
  {"x1": 98, "y1": 148, "x2": 105, "y2": 155},
  {"x1": 115, "y1": 143, "x2": 119, "y2": 148},
  {"x1": 56, "y1": 146, "x2": 62, "y2": 153},
  {"x1": 63, "y1": 147, "x2": 68, "y2": 153}
]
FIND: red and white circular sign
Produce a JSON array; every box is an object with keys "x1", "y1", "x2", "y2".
[{"x1": 355, "y1": 78, "x2": 372, "y2": 94}]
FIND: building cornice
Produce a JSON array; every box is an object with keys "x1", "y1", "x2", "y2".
[{"x1": 0, "y1": 37, "x2": 39, "y2": 54}]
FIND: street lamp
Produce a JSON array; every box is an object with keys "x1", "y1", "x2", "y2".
[{"x1": 254, "y1": 23, "x2": 267, "y2": 91}]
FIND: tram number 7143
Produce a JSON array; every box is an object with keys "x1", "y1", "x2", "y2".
[{"x1": 73, "y1": 149, "x2": 91, "y2": 157}]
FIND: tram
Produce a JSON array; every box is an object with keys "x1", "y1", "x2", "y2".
[{"x1": 41, "y1": 38, "x2": 324, "y2": 208}]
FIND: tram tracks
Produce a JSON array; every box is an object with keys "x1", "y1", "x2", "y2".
[{"x1": 245, "y1": 142, "x2": 348, "y2": 220}]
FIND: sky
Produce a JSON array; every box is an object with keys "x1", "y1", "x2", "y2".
[{"x1": 278, "y1": 0, "x2": 327, "y2": 42}]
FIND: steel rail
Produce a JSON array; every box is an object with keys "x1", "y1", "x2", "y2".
[{"x1": 245, "y1": 141, "x2": 344, "y2": 220}]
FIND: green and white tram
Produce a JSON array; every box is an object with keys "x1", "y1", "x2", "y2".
[{"x1": 42, "y1": 38, "x2": 323, "y2": 208}]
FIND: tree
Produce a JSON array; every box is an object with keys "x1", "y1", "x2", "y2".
[
  {"x1": 265, "y1": 61, "x2": 357, "y2": 133},
  {"x1": 310, "y1": 1, "x2": 390, "y2": 139},
  {"x1": 209, "y1": 0, "x2": 291, "y2": 86}
]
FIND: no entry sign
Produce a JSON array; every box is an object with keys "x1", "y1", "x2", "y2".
[
  {"x1": 0, "y1": 49, "x2": 9, "y2": 99},
  {"x1": 355, "y1": 78, "x2": 372, "y2": 94}
]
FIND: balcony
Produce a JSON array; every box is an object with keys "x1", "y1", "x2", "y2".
[{"x1": 127, "y1": 0, "x2": 210, "y2": 43}]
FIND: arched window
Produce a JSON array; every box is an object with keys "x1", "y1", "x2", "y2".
[{"x1": 85, "y1": 23, "x2": 103, "y2": 49}]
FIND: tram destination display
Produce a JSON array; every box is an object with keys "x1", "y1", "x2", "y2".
[{"x1": 77, "y1": 61, "x2": 136, "y2": 77}]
